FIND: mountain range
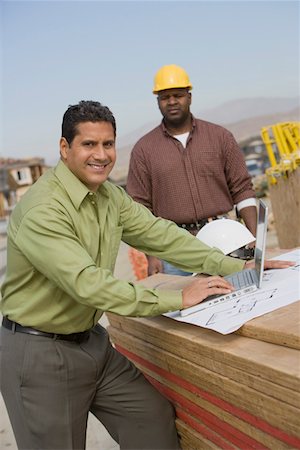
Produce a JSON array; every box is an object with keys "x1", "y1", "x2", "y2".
[{"x1": 111, "y1": 96, "x2": 299, "y2": 180}]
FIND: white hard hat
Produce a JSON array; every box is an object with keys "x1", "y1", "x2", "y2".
[{"x1": 196, "y1": 219, "x2": 255, "y2": 255}]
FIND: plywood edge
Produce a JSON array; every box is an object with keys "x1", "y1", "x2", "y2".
[
  {"x1": 110, "y1": 329, "x2": 300, "y2": 445},
  {"x1": 237, "y1": 302, "x2": 300, "y2": 350},
  {"x1": 106, "y1": 314, "x2": 300, "y2": 390}
]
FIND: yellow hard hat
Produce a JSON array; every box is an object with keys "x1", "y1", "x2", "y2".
[{"x1": 153, "y1": 64, "x2": 193, "y2": 94}]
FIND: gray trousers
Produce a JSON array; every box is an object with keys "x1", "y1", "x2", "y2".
[{"x1": 0, "y1": 323, "x2": 180, "y2": 450}]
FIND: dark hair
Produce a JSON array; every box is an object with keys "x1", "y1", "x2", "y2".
[{"x1": 61, "y1": 100, "x2": 116, "y2": 144}]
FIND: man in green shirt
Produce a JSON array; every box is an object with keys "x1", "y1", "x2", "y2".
[{"x1": 0, "y1": 101, "x2": 292, "y2": 450}]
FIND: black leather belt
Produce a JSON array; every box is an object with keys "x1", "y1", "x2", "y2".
[
  {"x1": 176, "y1": 215, "x2": 229, "y2": 232},
  {"x1": 176, "y1": 218, "x2": 218, "y2": 231},
  {"x1": 2, "y1": 317, "x2": 90, "y2": 343}
]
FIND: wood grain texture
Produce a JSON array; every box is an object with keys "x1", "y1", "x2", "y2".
[
  {"x1": 236, "y1": 302, "x2": 300, "y2": 349},
  {"x1": 134, "y1": 261, "x2": 300, "y2": 350},
  {"x1": 107, "y1": 314, "x2": 300, "y2": 391},
  {"x1": 108, "y1": 327, "x2": 300, "y2": 436},
  {"x1": 269, "y1": 167, "x2": 300, "y2": 248}
]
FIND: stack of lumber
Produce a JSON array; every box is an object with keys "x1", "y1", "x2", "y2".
[
  {"x1": 106, "y1": 271, "x2": 300, "y2": 449},
  {"x1": 268, "y1": 166, "x2": 300, "y2": 248}
]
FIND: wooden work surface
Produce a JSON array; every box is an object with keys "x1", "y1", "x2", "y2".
[
  {"x1": 134, "y1": 247, "x2": 300, "y2": 350},
  {"x1": 107, "y1": 250, "x2": 300, "y2": 448},
  {"x1": 107, "y1": 312, "x2": 300, "y2": 448},
  {"x1": 136, "y1": 271, "x2": 300, "y2": 350}
]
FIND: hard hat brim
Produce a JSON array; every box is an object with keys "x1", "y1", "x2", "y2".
[
  {"x1": 196, "y1": 219, "x2": 256, "y2": 255},
  {"x1": 153, "y1": 85, "x2": 193, "y2": 95}
]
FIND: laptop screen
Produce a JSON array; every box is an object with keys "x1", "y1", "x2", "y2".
[{"x1": 254, "y1": 200, "x2": 268, "y2": 288}]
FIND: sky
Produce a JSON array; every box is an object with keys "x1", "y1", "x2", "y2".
[{"x1": 1, "y1": 0, "x2": 299, "y2": 165}]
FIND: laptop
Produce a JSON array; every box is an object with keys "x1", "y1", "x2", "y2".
[{"x1": 180, "y1": 199, "x2": 268, "y2": 317}]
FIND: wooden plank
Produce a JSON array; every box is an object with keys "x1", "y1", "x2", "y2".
[
  {"x1": 236, "y1": 302, "x2": 300, "y2": 349},
  {"x1": 113, "y1": 344, "x2": 299, "y2": 449},
  {"x1": 107, "y1": 314, "x2": 300, "y2": 391},
  {"x1": 176, "y1": 416, "x2": 240, "y2": 450},
  {"x1": 134, "y1": 248, "x2": 300, "y2": 350},
  {"x1": 269, "y1": 167, "x2": 300, "y2": 248},
  {"x1": 177, "y1": 404, "x2": 290, "y2": 450},
  {"x1": 108, "y1": 325, "x2": 300, "y2": 408},
  {"x1": 113, "y1": 343, "x2": 300, "y2": 449},
  {"x1": 108, "y1": 326, "x2": 300, "y2": 440}
]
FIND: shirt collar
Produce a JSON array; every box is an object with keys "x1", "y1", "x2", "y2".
[
  {"x1": 54, "y1": 160, "x2": 108, "y2": 210},
  {"x1": 160, "y1": 114, "x2": 196, "y2": 136}
]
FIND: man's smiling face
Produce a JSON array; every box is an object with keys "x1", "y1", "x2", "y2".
[{"x1": 60, "y1": 121, "x2": 116, "y2": 191}]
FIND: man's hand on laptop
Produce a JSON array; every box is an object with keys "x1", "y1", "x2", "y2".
[
  {"x1": 244, "y1": 259, "x2": 295, "y2": 270},
  {"x1": 182, "y1": 276, "x2": 234, "y2": 309}
]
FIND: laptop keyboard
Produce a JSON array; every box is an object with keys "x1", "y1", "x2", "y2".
[{"x1": 225, "y1": 269, "x2": 256, "y2": 290}]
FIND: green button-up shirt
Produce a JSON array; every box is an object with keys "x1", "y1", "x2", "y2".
[{"x1": 1, "y1": 160, "x2": 244, "y2": 333}]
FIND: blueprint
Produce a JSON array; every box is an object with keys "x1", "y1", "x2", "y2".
[{"x1": 164, "y1": 249, "x2": 300, "y2": 334}]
